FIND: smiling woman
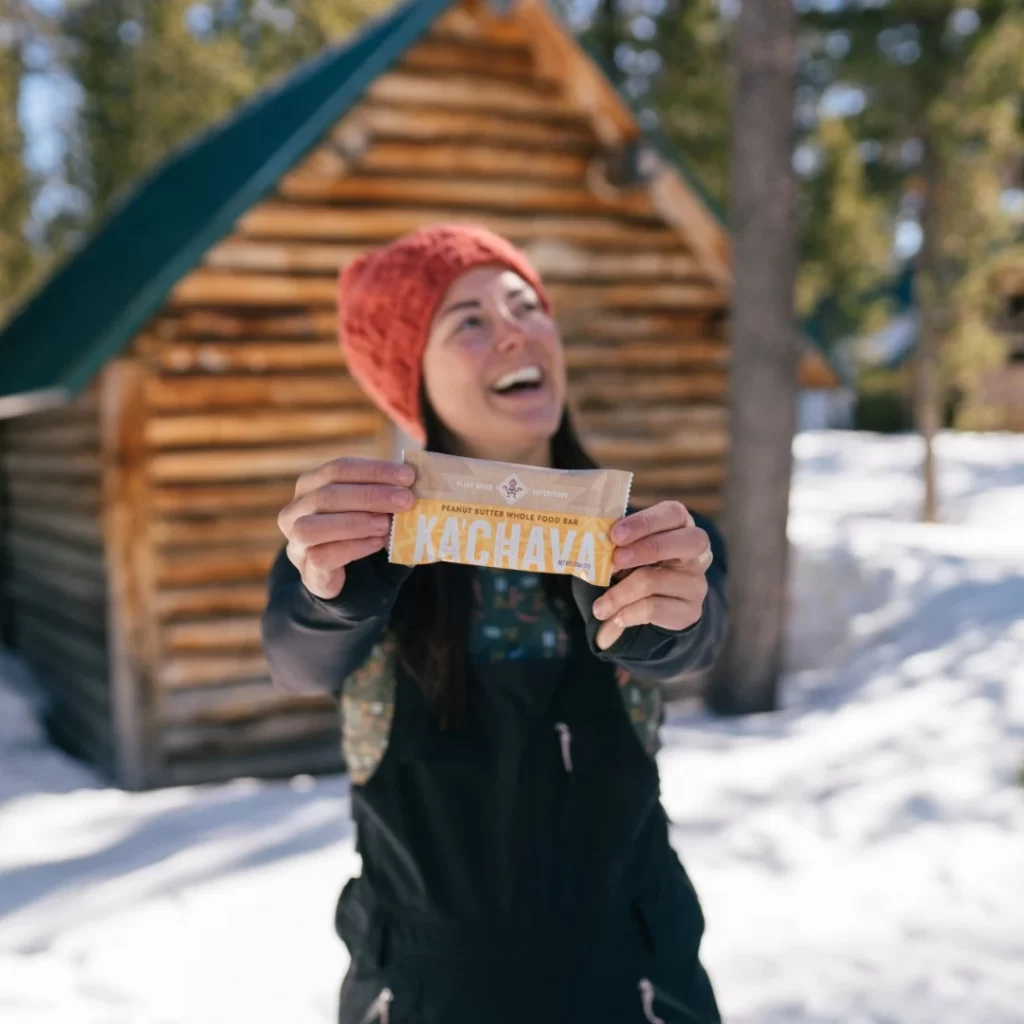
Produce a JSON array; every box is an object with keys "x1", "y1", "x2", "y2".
[{"x1": 261, "y1": 224, "x2": 728, "y2": 1024}]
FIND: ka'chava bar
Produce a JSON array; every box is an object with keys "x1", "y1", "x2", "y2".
[{"x1": 388, "y1": 450, "x2": 633, "y2": 587}]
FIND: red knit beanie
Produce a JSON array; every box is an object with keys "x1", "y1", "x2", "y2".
[{"x1": 338, "y1": 224, "x2": 551, "y2": 444}]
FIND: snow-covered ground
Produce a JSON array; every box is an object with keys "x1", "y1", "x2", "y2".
[{"x1": 2, "y1": 431, "x2": 1023, "y2": 1024}]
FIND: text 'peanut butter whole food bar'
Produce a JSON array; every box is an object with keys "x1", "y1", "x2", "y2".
[{"x1": 388, "y1": 450, "x2": 633, "y2": 587}]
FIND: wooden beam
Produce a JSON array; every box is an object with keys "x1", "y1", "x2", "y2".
[
  {"x1": 100, "y1": 358, "x2": 158, "y2": 790},
  {"x1": 146, "y1": 340, "x2": 344, "y2": 375},
  {"x1": 145, "y1": 373, "x2": 367, "y2": 411},
  {"x1": 6, "y1": 576, "x2": 109, "y2": 636},
  {"x1": 162, "y1": 741, "x2": 343, "y2": 786},
  {"x1": 577, "y1": 405, "x2": 729, "y2": 434},
  {"x1": 155, "y1": 582, "x2": 270, "y2": 621},
  {"x1": 7, "y1": 557, "x2": 107, "y2": 605},
  {"x1": 2, "y1": 450, "x2": 104, "y2": 479},
  {"x1": 6, "y1": 476, "x2": 103, "y2": 512},
  {"x1": 333, "y1": 102, "x2": 593, "y2": 147},
  {"x1": 157, "y1": 652, "x2": 270, "y2": 688},
  {"x1": 7, "y1": 529, "x2": 106, "y2": 580},
  {"x1": 171, "y1": 272, "x2": 718, "y2": 310},
  {"x1": 151, "y1": 517, "x2": 281, "y2": 549},
  {"x1": 159, "y1": 677, "x2": 329, "y2": 724},
  {"x1": 152, "y1": 481, "x2": 297, "y2": 516},
  {"x1": 237, "y1": 201, "x2": 679, "y2": 248},
  {"x1": 368, "y1": 70, "x2": 575, "y2": 119},
  {"x1": 154, "y1": 544, "x2": 279, "y2": 588},
  {"x1": 151, "y1": 309, "x2": 337, "y2": 339},
  {"x1": 162, "y1": 707, "x2": 340, "y2": 757},
  {"x1": 148, "y1": 438, "x2": 384, "y2": 483},
  {"x1": 571, "y1": 371, "x2": 729, "y2": 406},
  {"x1": 276, "y1": 173, "x2": 653, "y2": 217},
  {"x1": 3, "y1": 418, "x2": 100, "y2": 452},
  {"x1": 162, "y1": 616, "x2": 263, "y2": 653},
  {"x1": 204, "y1": 238, "x2": 695, "y2": 280},
  {"x1": 359, "y1": 139, "x2": 591, "y2": 180},
  {"x1": 401, "y1": 37, "x2": 535, "y2": 79},
  {"x1": 9, "y1": 506, "x2": 104, "y2": 547},
  {"x1": 146, "y1": 409, "x2": 383, "y2": 449},
  {"x1": 564, "y1": 340, "x2": 727, "y2": 371},
  {"x1": 587, "y1": 429, "x2": 728, "y2": 464}
]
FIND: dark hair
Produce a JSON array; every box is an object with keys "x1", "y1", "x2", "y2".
[{"x1": 391, "y1": 395, "x2": 598, "y2": 724}]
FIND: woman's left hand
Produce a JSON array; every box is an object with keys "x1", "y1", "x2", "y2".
[{"x1": 592, "y1": 501, "x2": 714, "y2": 651}]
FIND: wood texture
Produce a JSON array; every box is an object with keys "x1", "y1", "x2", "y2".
[
  {"x1": 276, "y1": 174, "x2": 653, "y2": 217},
  {"x1": 155, "y1": 582, "x2": 270, "y2": 621},
  {"x1": 155, "y1": 545, "x2": 279, "y2": 587},
  {"x1": 237, "y1": 202, "x2": 679, "y2": 248},
  {"x1": 100, "y1": 359, "x2": 158, "y2": 789},
  {"x1": 368, "y1": 70, "x2": 574, "y2": 119},
  {"x1": 148, "y1": 340, "x2": 344, "y2": 374},
  {"x1": 145, "y1": 374, "x2": 366, "y2": 411},
  {"x1": 146, "y1": 409, "x2": 382, "y2": 448},
  {"x1": 148, "y1": 439, "x2": 382, "y2": 483},
  {"x1": 152, "y1": 481, "x2": 297, "y2": 515}
]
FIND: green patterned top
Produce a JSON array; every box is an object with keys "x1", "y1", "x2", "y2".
[{"x1": 341, "y1": 569, "x2": 663, "y2": 785}]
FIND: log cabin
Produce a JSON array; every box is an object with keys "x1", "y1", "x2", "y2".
[{"x1": 0, "y1": 0, "x2": 798, "y2": 787}]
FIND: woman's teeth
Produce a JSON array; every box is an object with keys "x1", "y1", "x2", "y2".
[{"x1": 492, "y1": 365, "x2": 543, "y2": 393}]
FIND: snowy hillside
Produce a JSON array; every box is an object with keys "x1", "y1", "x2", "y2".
[{"x1": 2, "y1": 432, "x2": 1023, "y2": 1024}]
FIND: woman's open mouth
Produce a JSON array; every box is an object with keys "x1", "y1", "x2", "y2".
[{"x1": 490, "y1": 364, "x2": 546, "y2": 398}]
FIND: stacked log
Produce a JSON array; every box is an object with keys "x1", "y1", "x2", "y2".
[{"x1": 0, "y1": 390, "x2": 115, "y2": 773}]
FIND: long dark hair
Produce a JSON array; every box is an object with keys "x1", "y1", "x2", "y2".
[{"x1": 391, "y1": 394, "x2": 598, "y2": 724}]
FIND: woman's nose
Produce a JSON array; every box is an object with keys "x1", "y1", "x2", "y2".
[{"x1": 493, "y1": 311, "x2": 527, "y2": 352}]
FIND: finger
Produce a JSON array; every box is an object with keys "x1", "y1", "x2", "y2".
[
  {"x1": 605, "y1": 594, "x2": 704, "y2": 634},
  {"x1": 297, "y1": 535, "x2": 388, "y2": 578},
  {"x1": 289, "y1": 511, "x2": 392, "y2": 552},
  {"x1": 295, "y1": 458, "x2": 415, "y2": 500},
  {"x1": 592, "y1": 566, "x2": 697, "y2": 621},
  {"x1": 613, "y1": 525, "x2": 710, "y2": 571},
  {"x1": 596, "y1": 618, "x2": 626, "y2": 651},
  {"x1": 279, "y1": 483, "x2": 414, "y2": 535},
  {"x1": 610, "y1": 501, "x2": 689, "y2": 546}
]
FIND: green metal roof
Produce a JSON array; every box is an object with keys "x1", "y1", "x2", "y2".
[{"x1": 1, "y1": 0, "x2": 454, "y2": 409}]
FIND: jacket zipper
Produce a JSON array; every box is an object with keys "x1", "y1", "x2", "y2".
[
  {"x1": 555, "y1": 722, "x2": 573, "y2": 772},
  {"x1": 639, "y1": 978, "x2": 704, "y2": 1024},
  {"x1": 361, "y1": 987, "x2": 393, "y2": 1024}
]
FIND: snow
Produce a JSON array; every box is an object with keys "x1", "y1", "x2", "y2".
[{"x1": 2, "y1": 431, "x2": 1023, "y2": 1024}]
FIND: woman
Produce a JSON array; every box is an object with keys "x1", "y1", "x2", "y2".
[{"x1": 261, "y1": 225, "x2": 727, "y2": 1024}]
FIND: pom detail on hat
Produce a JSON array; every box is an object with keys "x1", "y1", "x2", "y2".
[{"x1": 338, "y1": 225, "x2": 550, "y2": 444}]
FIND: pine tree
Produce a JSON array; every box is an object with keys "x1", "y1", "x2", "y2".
[
  {"x1": 0, "y1": 0, "x2": 35, "y2": 322},
  {"x1": 800, "y1": 0, "x2": 1024, "y2": 521}
]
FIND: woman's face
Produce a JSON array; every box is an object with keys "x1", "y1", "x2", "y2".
[{"x1": 422, "y1": 266, "x2": 566, "y2": 465}]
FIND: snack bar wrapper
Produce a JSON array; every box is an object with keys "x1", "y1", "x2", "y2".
[{"x1": 389, "y1": 450, "x2": 633, "y2": 586}]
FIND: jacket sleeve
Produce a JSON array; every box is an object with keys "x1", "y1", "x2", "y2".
[
  {"x1": 260, "y1": 547, "x2": 412, "y2": 697},
  {"x1": 570, "y1": 511, "x2": 728, "y2": 683}
]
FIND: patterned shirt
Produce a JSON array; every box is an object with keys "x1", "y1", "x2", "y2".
[{"x1": 341, "y1": 569, "x2": 663, "y2": 785}]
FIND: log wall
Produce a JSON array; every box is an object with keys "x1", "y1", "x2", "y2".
[{"x1": 0, "y1": 388, "x2": 116, "y2": 774}]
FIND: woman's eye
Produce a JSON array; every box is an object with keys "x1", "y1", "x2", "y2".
[{"x1": 457, "y1": 314, "x2": 483, "y2": 332}]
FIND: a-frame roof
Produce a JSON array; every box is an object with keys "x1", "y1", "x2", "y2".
[{"x1": 0, "y1": 0, "x2": 729, "y2": 418}]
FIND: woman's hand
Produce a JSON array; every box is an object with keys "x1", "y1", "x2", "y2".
[
  {"x1": 277, "y1": 457, "x2": 415, "y2": 600},
  {"x1": 591, "y1": 501, "x2": 713, "y2": 651}
]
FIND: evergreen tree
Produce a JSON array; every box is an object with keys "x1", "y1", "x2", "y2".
[
  {"x1": 800, "y1": 0, "x2": 1024, "y2": 521},
  {"x1": 0, "y1": 0, "x2": 35, "y2": 322}
]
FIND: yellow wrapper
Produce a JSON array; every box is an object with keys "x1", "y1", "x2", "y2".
[{"x1": 389, "y1": 450, "x2": 633, "y2": 586}]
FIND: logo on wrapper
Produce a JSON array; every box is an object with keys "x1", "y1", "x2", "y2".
[{"x1": 498, "y1": 473, "x2": 528, "y2": 506}]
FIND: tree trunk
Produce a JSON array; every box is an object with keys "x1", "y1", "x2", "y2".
[
  {"x1": 707, "y1": 0, "x2": 799, "y2": 716},
  {"x1": 913, "y1": 145, "x2": 944, "y2": 524}
]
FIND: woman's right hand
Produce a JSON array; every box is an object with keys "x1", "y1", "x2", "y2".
[{"x1": 277, "y1": 457, "x2": 416, "y2": 600}]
